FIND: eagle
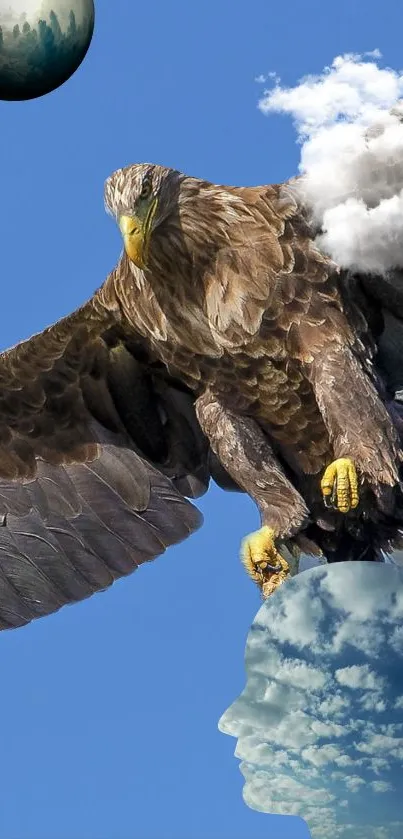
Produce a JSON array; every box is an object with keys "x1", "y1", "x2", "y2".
[{"x1": 1, "y1": 162, "x2": 403, "y2": 630}]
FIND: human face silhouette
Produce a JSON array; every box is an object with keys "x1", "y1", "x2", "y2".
[{"x1": 219, "y1": 561, "x2": 403, "y2": 839}]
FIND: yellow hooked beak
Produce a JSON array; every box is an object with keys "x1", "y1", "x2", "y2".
[{"x1": 119, "y1": 199, "x2": 158, "y2": 269}]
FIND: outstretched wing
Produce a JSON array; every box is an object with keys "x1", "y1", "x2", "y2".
[{"x1": 0, "y1": 289, "x2": 208, "y2": 631}]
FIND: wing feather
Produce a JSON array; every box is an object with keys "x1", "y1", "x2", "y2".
[{"x1": 0, "y1": 280, "x2": 204, "y2": 630}]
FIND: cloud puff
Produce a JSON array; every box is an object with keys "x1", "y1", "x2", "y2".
[
  {"x1": 355, "y1": 731, "x2": 403, "y2": 760},
  {"x1": 318, "y1": 693, "x2": 349, "y2": 716},
  {"x1": 360, "y1": 693, "x2": 387, "y2": 713},
  {"x1": 371, "y1": 780, "x2": 394, "y2": 793},
  {"x1": 390, "y1": 625, "x2": 403, "y2": 655},
  {"x1": 254, "y1": 575, "x2": 326, "y2": 651},
  {"x1": 265, "y1": 657, "x2": 328, "y2": 692},
  {"x1": 335, "y1": 664, "x2": 385, "y2": 691},
  {"x1": 344, "y1": 775, "x2": 366, "y2": 792},
  {"x1": 259, "y1": 52, "x2": 403, "y2": 275},
  {"x1": 301, "y1": 744, "x2": 346, "y2": 767}
]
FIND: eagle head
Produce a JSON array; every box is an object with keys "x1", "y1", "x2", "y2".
[{"x1": 104, "y1": 163, "x2": 184, "y2": 269}]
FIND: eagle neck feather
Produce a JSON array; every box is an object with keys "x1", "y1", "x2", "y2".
[
  {"x1": 115, "y1": 182, "x2": 259, "y2": 353},
  {"x1": 149, "y1": 183, "x2": 250, "y2": 302}
]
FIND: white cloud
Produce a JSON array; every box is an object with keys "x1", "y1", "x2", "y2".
[
  {"x1": 335, "y1": 664, "x2": 384, "y2": 691},
  {"x1": 344, "y1": 774, "x2": 366, "y2": 792},
  {"x1": 334, "y1": 754, "x2": 355, "y2": 768},
  {"x1": 390, "y1": 624, "x2": 403, "y2": 655},
  {"x1": 370, "y1": 780, "x2": 394, "y2": 793},
  {"x1": 367, "y1": 757, "x2": 390, "y2": 775},
  {"x1": 319, "y1": 562, "x2": 399, "y2": 623},
  {"x1": 310, "y1": 719, "x2": 347, "y2": 739},
  {"x1": 240, "y1": 762, "x2": 337, "y2": 821},
  {"x1": 301, "y1": 744, "x2": 345, "y2": 767},
  {"x1": 330, "y1": 616, "x2": 385, "y2": 658},
  {"x1": 255, "y1": 571, "x2": 326, "y2": 651},
  {"x1": 360, "y1": 693, "x2": 387, "y2": 712},
  {"x1": 265, "y1": 657, "x2": 329, "y2": 692},
  {"x1": 380, "y1": 722, "x2": 403, "y2": 736},
  {"x1": 259, "y1": 53, "x2": 402, "y2": 132},
  {"x1": 318, "y1": 693, "x2": 349, "y2": 716},
  {"x1": 356, "y1": 731, "x2": 403, "y2": 759},
  {"x1": 259, "y1": 52, "x2": 403, "y2": 275}
]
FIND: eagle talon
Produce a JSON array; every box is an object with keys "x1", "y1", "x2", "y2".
[
  {"x1": 321, "y1": 457, "x2": 359, "y2": 513},
  {"x1": 323, "y1": 481, "x2": 338, "y2": 509},
  {"x1": 240, "y1": 525, "x2": 292, "y2": 598},
  {"x1": 263, "y1": 562, "x2": 283, "y2": 573}
]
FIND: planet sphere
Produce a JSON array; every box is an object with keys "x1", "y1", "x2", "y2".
[{"x1": 0, "y1": 0, "x2": 94, "y2": 100}]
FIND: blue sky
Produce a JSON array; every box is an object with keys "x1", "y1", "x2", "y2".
[{"x1": 0, "y1": 1, "x2": 403, "y2": 838}]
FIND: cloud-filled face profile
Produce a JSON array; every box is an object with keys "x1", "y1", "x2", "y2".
[{"x1": 219, "y1": 561, "x2": 403, "y2": 839}]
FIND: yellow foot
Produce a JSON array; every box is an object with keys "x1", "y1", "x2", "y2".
[
  {"x1": 240, "y1": 526, "x2": 293, "y2": 598},
  {"x1": 321, "y1": 457, "x2": 359, "y2": 513}
]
